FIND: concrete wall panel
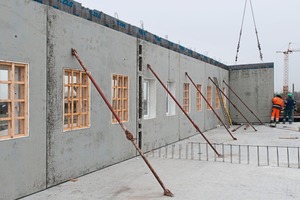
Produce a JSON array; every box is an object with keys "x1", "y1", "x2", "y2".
[
  {"x1": 228, "y1": 63, "x2": 274, "y2": 123},
  {"x1": 46, "y1": 8, "x2": 137, "y2": 187},
  {"x1": 0, "y1": 1, "x2": 47, "y2": 199}
]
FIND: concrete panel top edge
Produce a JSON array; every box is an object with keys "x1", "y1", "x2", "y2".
[
  {"x1": 228, "y1": 62, "x2": 274, "y2": 71},
  {"x1": 31, "y1": 0, "x2": 229, "y2": 70}
]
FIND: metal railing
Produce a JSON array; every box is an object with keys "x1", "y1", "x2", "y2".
[{"x1": 146, "y1": 142, "x2": 300, "y2": 169}]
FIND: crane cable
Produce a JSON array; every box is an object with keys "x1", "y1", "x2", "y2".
[
  {"x1": 235, "y1": 0, "x2": 263, "y2": 63},
  {"x1": 249, "y1": 0, "x2": 263, "y2": 61},
  {"x1": 235, "y1": 0, "x2": 247, "y2": 63}
]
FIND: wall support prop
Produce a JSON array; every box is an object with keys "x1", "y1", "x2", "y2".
[
  {"x1": 71, "y1": 49, "x2": 174, "y2": 197},
  {"x1": 147, "y1": 64, "x2": 222, "y2": 157},
  {"x1": 185, "y1": 73, "x2": 237, "y2": 140},
  {"x1": 208, "y1": 77, "x2": 257, "y2": 131}
]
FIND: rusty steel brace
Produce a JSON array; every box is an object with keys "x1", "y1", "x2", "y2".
[
  {"x1": 208, "y1": 77, "x2": 257, "y2": 132},
  {"x1": 185, "y1": 72, "x2": 237, "y2": 140},
  {"x1": 231, "y1": 124, "x2": 244, "y2": 132},
  {"x1": 147, "y1": 64, "x2": 222, "y2": 157},
  {"x1": 223, "y1": 80, "x2": 263, "y2": 125},
  {"x1": 71, "y1": 49, "x2": 173, "y2": 197}
]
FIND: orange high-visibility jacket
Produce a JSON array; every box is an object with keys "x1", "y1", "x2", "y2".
[{"x1": 272, "y1": 97, "x2": 284, "y2": 109}]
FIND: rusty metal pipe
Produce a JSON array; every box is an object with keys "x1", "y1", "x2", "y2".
[
  {"x1": 71, "y1": 49, "x2": 173, "y2": 197},
  {"x1": 223, "y1": 80, "x2": 263, "y2": 125},
  {"x1": 185, "y1": 72, "x2": 237, "y2": 140},
  {"x1": 231, "y1": 124, "x2": 244, "y2": 132},
  {"x1": 147, "y1": 64, "x2": 222, "y2": 157},
  {"x1": 208, "y1": 77, "x2": 257, "y2": 131}
]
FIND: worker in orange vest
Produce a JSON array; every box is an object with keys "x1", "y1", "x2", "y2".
[{"x1": 270, "y1": 94, "x2": 284, "y2": 125}]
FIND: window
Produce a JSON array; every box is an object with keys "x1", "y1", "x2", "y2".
[
  {"x1": 0, "y1": 61, "x2": 28, "y2": 140},
  {"x1": 112, "y1": 74, "x2": 128, "y2": 123},
  {"x1": 183, "y1": 83, "x2": 190, "y2": 113},
  {"x1": 207, "y1": 86, "x2": 212, "y2": 110},
  {"x1": 222, "y1": 87, "x2": 227, "y2": 107},
  {"x1": 215, "y1": 88, "x2": 220, "y2": 109},
  {"x1": 64, "y1": 69, "x2": 90, "y2": 131},
  {"x1": 166, "y1": 82, "x2": 175, "y2": 116},
  {"x1": 196, "y1": 84, "x2": 202, "y2": 111},
  {"x1": 143, "y1": 78, "x2": 156, "y2": 119}
]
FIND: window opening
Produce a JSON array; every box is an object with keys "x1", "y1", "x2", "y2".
[
  {"x1": 64, "y1": 69, "x2": 90, "y2": 131},
  {"x1": 207, "y1": 86, "x2": 212, "y2": 110},
  {"x1": 222, "y1": 87, "x2": 227, "y2": 107},
  {"x1": 183, "y1": 83, "x2": 190, "y2": 113},
  {"x1": 196, "y1": 84, "x2": 202, "y2": 111},
  {"x1": 215, "y1": 88, "x2": 220, "y2": 109},
  {"x1": 166, "y1": 82, "x2": 176, "y2": 116},
  {"x1": 143, "y1": 80, "x2": 150, "y2": 117},
  {"x1": 112, "y1": 74, "x2": 128, "y2": 123},
  {"x1": 143, "y1": 78, "x2": 156, "y2": 119},
  {"x1": 0, "y1": 61, "x2": 28, "y2": 140}
]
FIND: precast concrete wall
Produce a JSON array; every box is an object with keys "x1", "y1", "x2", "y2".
[
  {"x1": 228, "y1": 63, "x2": 274, "y2": 123},
  {"x1": 141, "y1": 40, "x2": 230, "y2": 150},
  {"x1": 0, "y1": 1, "x2": 47, "y2": 200},
  {"x1": 0, "y1": 0, "x2": 273, "y2": 199},
  {"x1": 46, "y1": 7, "x2": 137, "y2": 187}
]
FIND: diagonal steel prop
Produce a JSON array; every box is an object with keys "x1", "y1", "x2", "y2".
[
  {"x1": 71, "y1": 49, "x2": 173, "y2": 197},
  {"x1": 185, "y1": 73, "x2": 237, "y2": 140},
  {"x1": 147, "y1": 64, "x2": 222, "y2": 157},
  {"x1": 223, "y1": 80, "x2": 263, "y2": 125},
  {"x1": 208, "y1": 77, "x2": 257, "y2": 131}
]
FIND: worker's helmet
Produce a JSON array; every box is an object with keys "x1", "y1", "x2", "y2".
[
  {"x1": 288, "y1": 93, "x2": 293, "y2": 97},
  {"x1": 276, "y1": 93, "x2": 281, "y2": 98}
]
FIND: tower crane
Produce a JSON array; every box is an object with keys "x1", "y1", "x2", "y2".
[{"x1": 276, "y1": 42, "x2": 300, "y2": 98}]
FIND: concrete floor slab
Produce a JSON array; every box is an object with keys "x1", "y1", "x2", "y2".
[{"x1": 22, "y1": 123, "x2": 300, "y2": 200}]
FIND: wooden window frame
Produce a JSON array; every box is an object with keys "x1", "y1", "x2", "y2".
[
  {"x1": 183, "y1": 83, "x2": 190, "y2": 113},
  {"x1": 207, "y1": 86, "x2": 212, "y2": 110},
  {"x1": 0, "y1": 61, "x2": 28, "y2": 140},
  {"x1": 196, "y1": 84, "x2": 202, "y2": 111},
  {"x1": 215, "y1": 89, "x2": 220, "y2": 109},
  {"x1": 112, "y1": 74, "x2": 128, "y2": 123},
  {"x1": 63, "y1": 69, "x2": 90, "y2": 131}
]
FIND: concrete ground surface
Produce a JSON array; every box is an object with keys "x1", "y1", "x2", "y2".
[{"x1": 22, "y1": 123, "x2": 300, "y2": 200}]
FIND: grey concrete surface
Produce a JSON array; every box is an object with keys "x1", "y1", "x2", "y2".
[{"x1": 23, "y1": 123, "x2": 300, "y2": 200}]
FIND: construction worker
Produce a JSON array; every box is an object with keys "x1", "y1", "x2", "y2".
[
  {"x1": 283, "y1": 93, "x2": 296, "y2": 124},
  {"x1": 270, "y1": 94, "x2": 284, "y2": 125}
]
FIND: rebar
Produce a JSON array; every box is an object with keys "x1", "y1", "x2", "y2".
[
  {"x1": 267, "y1": 146, "x2": 269, "y2": 166},
  {"x1": 186, "y1": 144, "x2": 189, "y2": 159},
  {"x1": 199, "y1": 143, "x2": 201, "y2": 161},
  {"x1": 238, "y1": 145, "x2": 241, "y2": 164},
  {"x1": 257, "y1": 146, "x2": 260, "y2": 166},
  {"x1": 287, "y1": 147, "x2": 290, "y2": 168},
  {"x1": 247, "y1": 145, "x2": 250, "y2": 164},
  {"x1": 277, "y1": 146, "x2": 279, "y2": 167},
  {"x1": 171, "y1": 145, "x2": 175, "y2": 159},
  {"x1": 230, "y1": 144, "x2": 233, "y2": 163},
  {"x1": 191, "y1": 142, "x2": 194, "y2": 160}
]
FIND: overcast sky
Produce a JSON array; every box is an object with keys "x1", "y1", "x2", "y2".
[{"x1": 80, "y1": 0, "x2": 300, "y2": 92}]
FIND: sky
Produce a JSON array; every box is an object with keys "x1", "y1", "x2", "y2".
[{"x1": 80, "y1": 0, "x2": 300, "y2": 92}]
